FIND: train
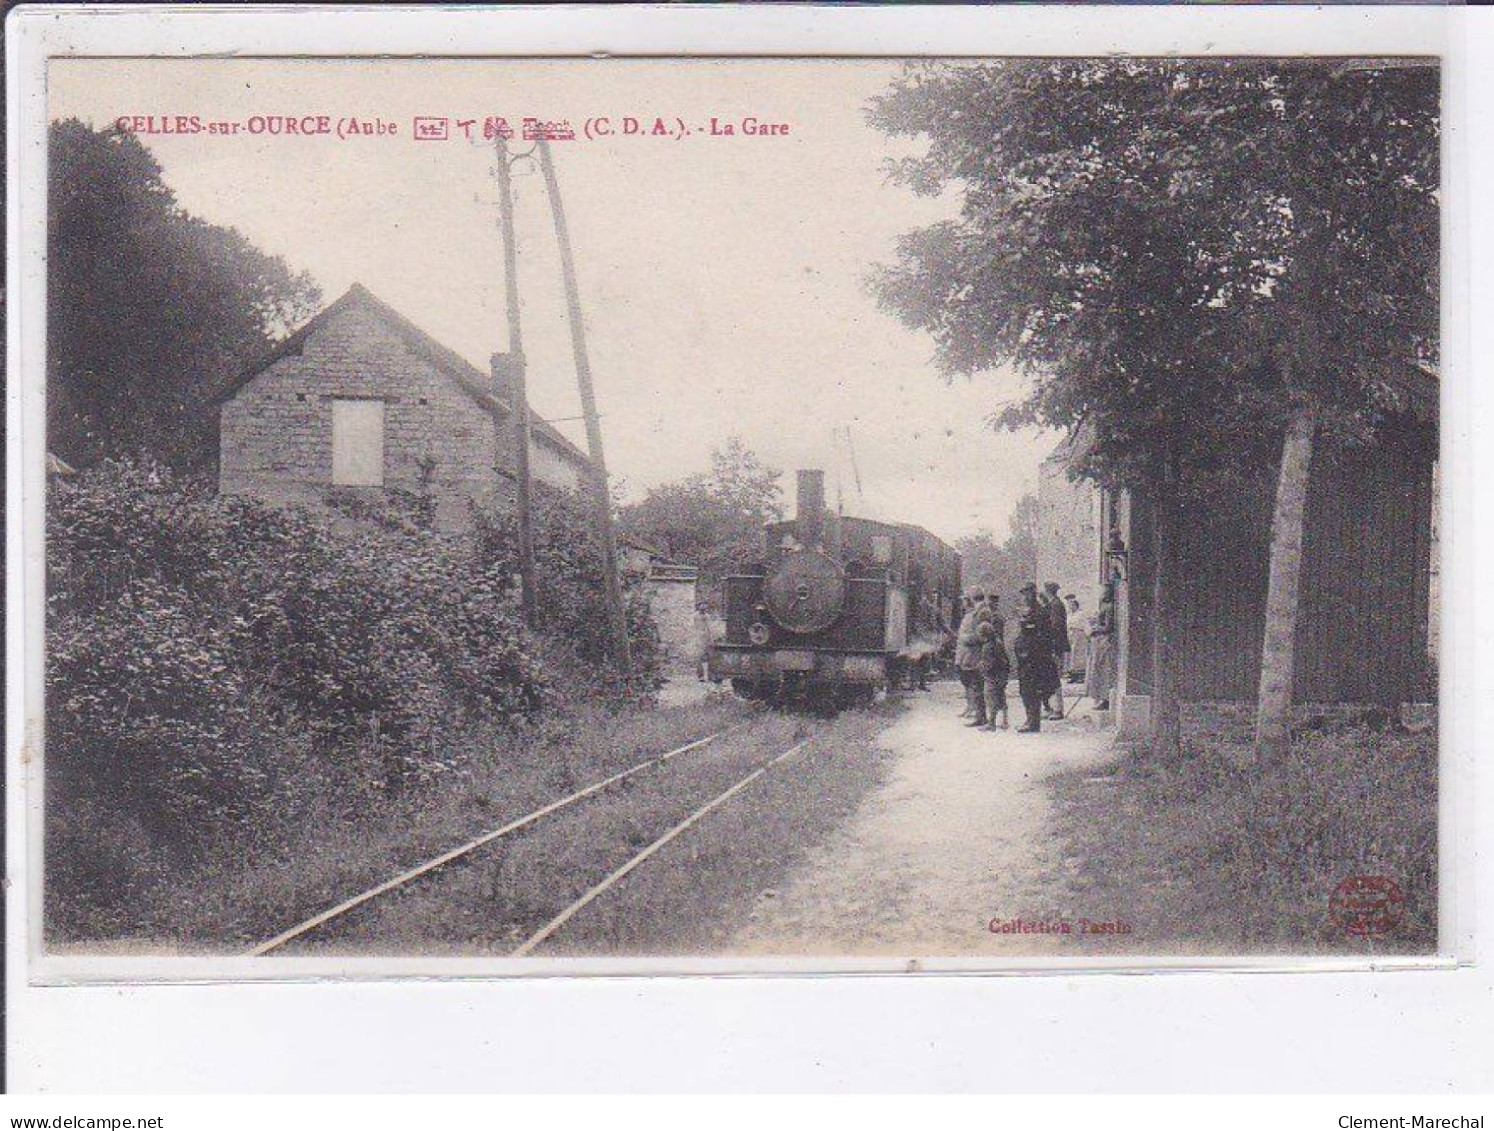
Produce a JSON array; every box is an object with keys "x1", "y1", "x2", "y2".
[{"x1": 707, "y1": 469, "x2": 962, "y2": 706}]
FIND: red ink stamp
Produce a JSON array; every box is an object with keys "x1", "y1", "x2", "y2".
[
  {"x1": 1329, "y1": 875, "x2": 1405, "y2": 937},
  {"x1": 412, "y1": 116, "x2": 449, "y2": 141},
  {"x1": 522, "y1": 117, "x2": 576, "y2": 142}
]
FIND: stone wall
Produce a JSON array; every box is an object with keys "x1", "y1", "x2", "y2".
[
  {"x1": 532, "y1": 435, "x2": 585, "y2": 494},
  {"x1": 647, "y1": 576, "x2": 703, "y2": 670},
  {"x1": 1035, "y1": 454, "x2": 1104, "y2": 614}
]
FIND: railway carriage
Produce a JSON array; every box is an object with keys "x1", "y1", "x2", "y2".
[{"x1": 708, "y1": 470, "x2": 961, "y2": 706}]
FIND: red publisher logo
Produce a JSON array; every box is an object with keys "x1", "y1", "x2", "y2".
[
  {"x1": 413, "y1": 117, "x2": 449, "y2": 141},
  {"x1": 1329, "y1": 875, "x2": 1406, "y2": 938}
]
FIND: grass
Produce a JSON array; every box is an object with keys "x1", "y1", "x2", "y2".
[
  {"x1": 47, "y1": 692, "x2": 756, "y2": 953},
  {"x1": 276, "y1": 700, "x2": 903, "y2": 957},
  {"x1": 1050, "y1": 717, "x2": 1438, "y2": 956},
  {"x1": 535, "y1": 701, "x2": 902, "y2": 957}
]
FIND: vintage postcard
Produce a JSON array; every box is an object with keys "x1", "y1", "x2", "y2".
[{"x1": 22, "y1": 42, "x2": 1447, "y2": 975}]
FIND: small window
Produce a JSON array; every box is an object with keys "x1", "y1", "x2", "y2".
[{"x1": 331, "y1": 398, "x2": 386, "y2": 486}]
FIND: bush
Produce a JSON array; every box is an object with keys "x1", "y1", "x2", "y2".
[
  {"x1": 48, "y1": 460, "x2": 555, "y2": 765},
  {"x1": 45, "y1": 459, "x2": 662, "y2": 940},
  {"x1": 49, "y1": 578, "x2": 257, "y2": 852},
  {"x1": 469, "y1": 483, "x2": 664, "y2": 704}
]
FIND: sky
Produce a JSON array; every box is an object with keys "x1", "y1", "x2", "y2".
[{"x1": 50, "y1": 58, "x2": 1060, "y2": 544}]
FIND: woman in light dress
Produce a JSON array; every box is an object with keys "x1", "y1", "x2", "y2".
[{"x1": 1085, "y1": 582, "x2": 1118, "y2": 711}]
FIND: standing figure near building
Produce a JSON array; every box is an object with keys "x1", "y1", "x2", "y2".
[
  {"x1": 1042, "y1": 581, "x2": 1068, "y2": 719},
  {"x1": 1064, "y1": 593, "x2": 1086, "y2": 682},
  {"x1": 1015, "y1": 583, "x2": 1059, "y2": 733},
  {"x1": 956, "y1": 591, "x2": 989, "y2": 724},
  {"x1": 976, "y1": 594, "x2": 1010, "y2": 731},
  {"x1": 692, "y1": 602, "x2": 715, "y2": 683},
  {"x1": 1086, "y1": 582, "x2": 1118, "y2": 712}
]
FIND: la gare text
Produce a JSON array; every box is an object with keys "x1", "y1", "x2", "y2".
[{"x1": 588, "y1": 116, "x2": 791, "y2": 138}]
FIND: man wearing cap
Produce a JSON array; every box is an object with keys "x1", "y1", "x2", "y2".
[
  {"x1": 975, "y1": 593, "x2": 1010, "y2": 731},
  {"x1": 1042, "y1": 581, "x2": 1069, "y2": 719},
  {"x1": 1014, "y1": 583, "x2": 1058, "y2": 732}
]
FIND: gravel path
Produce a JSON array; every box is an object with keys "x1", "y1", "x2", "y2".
[{"x1": 734, "y1": 682, "x2": 1118, "y2": 956}]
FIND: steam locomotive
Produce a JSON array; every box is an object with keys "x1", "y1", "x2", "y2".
[{"x1": 708, "y1": 470, "x2": 962, "y2": 706}]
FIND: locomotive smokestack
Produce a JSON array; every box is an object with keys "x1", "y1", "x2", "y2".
[{"x1": 797, "y1": 469, "x2": 826, "y2": 550}]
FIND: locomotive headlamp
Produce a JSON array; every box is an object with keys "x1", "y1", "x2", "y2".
[{"x1": 748, "y1": 621, "x2": 771, "y2": 646}]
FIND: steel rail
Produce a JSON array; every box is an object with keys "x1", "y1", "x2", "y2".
[
  {"x1": 512, "y1": 739, "x2": 811, "y2": 957},
  {"x1": 248, "y1": 729, "x2": 731, "y2": 956}
]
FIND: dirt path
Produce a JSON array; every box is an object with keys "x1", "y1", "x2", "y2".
[{"x1": 734, "y1": 682, "x2": 1118, "y2": 956}]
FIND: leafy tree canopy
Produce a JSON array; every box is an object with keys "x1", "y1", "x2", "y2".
[
  {"x1": 867, "y1": 59, "x2": 1438, "y2": 492},
  {"x1": 49, "y1": 119, "x2": 322, "y2": 468},
  {"x1": 618, "y1": 436, "x2": 784, "y2": 601},
  {"x1": 953, "y1": 491, "x2": 1039, "y2": 613}
]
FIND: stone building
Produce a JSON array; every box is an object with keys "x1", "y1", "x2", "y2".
[
  {"x1": 1036, "y1": 432, "x2": 1106, "y2": 616},
  {"x1": 1035, "y1": 435, "x2": 1107, "y2": 682},
  {"x1": 216, "y1": 284, "x2": 594, "y2": 528},
  {"x1": 620, "y1": 535, "x2": 703, "y2": 671}
]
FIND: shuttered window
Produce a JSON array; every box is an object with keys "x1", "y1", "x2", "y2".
[{"x1": 331, "y1": 398, "x2": 386, "y2": 486}]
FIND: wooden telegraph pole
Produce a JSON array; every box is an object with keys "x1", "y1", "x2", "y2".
[
  {"x1": 536, "y1": 139, "x2": 632, "y2": 673},
  {"x1": 493, "y1": 138, "x2": 538, "y2": 629}
]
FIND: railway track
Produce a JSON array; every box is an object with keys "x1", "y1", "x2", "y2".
[
  {"x1": 249, "y1": 726, "x2": 812, "y2": 957},
  {"x1": 512, "y1": 739, "x2": 808, "y2": 956}
]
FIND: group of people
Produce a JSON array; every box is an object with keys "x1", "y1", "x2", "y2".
[{"x1": 953, "y1": 581, "x2": 1117, "y2": 734}]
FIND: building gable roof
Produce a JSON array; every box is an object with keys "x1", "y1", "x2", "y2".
[
  {"x1": 215, "y1": 283, "x2": 595, "y2": 473},
  {"x1": 1043, "y1": 417, "x2": 1099, "y2": 468}
]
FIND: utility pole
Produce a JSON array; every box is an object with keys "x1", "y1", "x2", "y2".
[
  {"x1": 536, "y1": 139, "x2": 631, "y2": 673},
  {"x1": 845, "y1": 425, "x2": 864, "y2": 502},
  {"x1": 494, "y1": 138, "x2": 538, "y2": 630}
]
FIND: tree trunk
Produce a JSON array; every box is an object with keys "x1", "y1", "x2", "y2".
[
  {"x1": 1150, "y1": 463, "x2": 1182, "y2": 761},
  {"x1": 1253, "y1": 404, "x2": 1318, "y2": 766}
]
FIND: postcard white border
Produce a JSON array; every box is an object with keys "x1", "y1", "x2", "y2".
[{"x1": 8, "y1": 3, "x2": 1489, "y2": 1092}]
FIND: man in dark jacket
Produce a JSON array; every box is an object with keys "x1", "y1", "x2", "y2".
[
  {"x1": 1014, "y1": 584, "x2": 1058, "y2": 733},
  {"x1": 1042, "y1": 581, "x2": 1068, "y2": 719}
]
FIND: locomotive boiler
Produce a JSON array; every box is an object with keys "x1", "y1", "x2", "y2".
[{"x1": 708, "y1": 470, "x2": 961, "y2": 706}]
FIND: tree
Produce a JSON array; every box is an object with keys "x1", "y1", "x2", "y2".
[
  {"x1": 1234, "y1": 66, "x2": 1438, "y2": 764},
  {"x1": 48, "y1": 119, "x2": 322, "y2": 469},
  {"x1": 867, "y1": 60, "x2": 1436, "y2": 760},
  {"x1": 952, "y1": 531, "x2": 1002, "y2": 593},
  {"x1": 618, "y1": 437, "x2": 784, "y2": 604},
  {"x1": 1006, "y1": 494, "x2": 1040, "y2": 571}
]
